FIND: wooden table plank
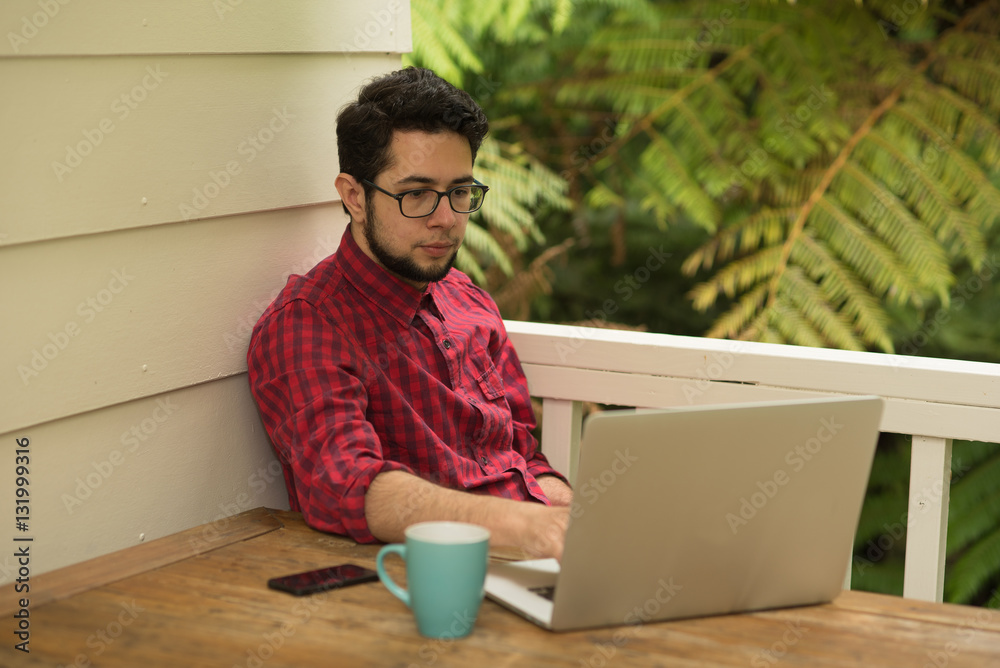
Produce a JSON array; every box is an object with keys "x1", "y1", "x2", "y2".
[
  {"x1": 3, "y1": 508, "x2": 999, "y2": 667},
  {"x1": 0, "y1": 506, "x2": 283, "y2": 615}
]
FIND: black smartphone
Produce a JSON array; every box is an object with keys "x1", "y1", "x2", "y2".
[{"x1": 267, "y1": 563, "x2": 379, "y2": 596}]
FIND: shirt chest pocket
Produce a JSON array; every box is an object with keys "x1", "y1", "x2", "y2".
[
  {"x1": 469, "y1": 342, "x2": 505, "y2": 401},
  {"x1": 476, "y1": 361, "x2": 506, "y2": 401}
]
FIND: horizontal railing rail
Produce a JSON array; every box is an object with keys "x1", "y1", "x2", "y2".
[{"x1": 506, "y1": 320, "x2": 1000, "y2": 604}]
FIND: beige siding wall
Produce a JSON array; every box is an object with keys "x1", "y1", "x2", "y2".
[{"x1": 0, "y1": 0, "x2": 410, "y2": 578}]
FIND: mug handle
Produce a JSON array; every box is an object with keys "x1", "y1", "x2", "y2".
[{"x1": 376, "y1": 543, "x2": 411, "y2": 607}]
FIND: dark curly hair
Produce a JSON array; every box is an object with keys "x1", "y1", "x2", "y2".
[{"x1": 336, "y1": 67, "x2": 489, "y2": 217}]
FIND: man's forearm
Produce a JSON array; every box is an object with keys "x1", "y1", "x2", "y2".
[
  {"x1": 364, "y1": 470, "x2": 568, "y2": 559},
  {"x1": 537, "y1": 474, "x2": 573, "y2": 506}
]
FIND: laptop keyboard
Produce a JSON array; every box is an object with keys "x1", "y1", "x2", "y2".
[{"x1": 529, "y1": 586, "x2": 556, "y2": 601}]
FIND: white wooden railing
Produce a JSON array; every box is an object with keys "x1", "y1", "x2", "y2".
[{"x1": 506, "y1": 320, "x2": 1000, "y2": 603}]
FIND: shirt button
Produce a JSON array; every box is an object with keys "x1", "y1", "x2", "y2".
[
  {"x1": 480, "y1": 456, "x2": 488, "y2": 467},
  {"x1": 442, "y1": 339, "x2": 451, "y2": 350}
]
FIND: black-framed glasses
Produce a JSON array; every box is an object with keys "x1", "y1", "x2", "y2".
[{"x1": 362, "y1": 179, "x2": 490, "y2": 218}]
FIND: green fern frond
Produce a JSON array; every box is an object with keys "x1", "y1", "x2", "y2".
[
  {"x1": 456, "y1": 221, "x2": 512, "y2": 278},
  {"x1": 407, "y1": 0, "x2": 484, "y2": 86},
  {"x1": 831, "y1": 162, "x2": 953, "y2": 297},
  {"x1": 769, "y1": 298, "x2": 827, "y2": 348},
  {"x1": 700, "y1": 282, "x2": 769, "y2": 338},
  {"x1": 809, "y1": 195, "x2": 929, "y2": 305},
  {"x1": 884, "y1": 101, "x2": 1000, "y2": 235},
  {"x1": 695, "y1": 245, "x2": 783, "y2": 306},
  {"x1": 948, "y1": 450, "x2": 1000, "y2": 553},
  {"x1": 932, "y1": 54, "x2": 1000, "y2": 116},
  {"x1": 683, "y1": 207, "x2": 792, "y2": 273},
  {"x1": 853, "y1": 130, "x2": 981, "y2": 276},
  {"x1": 780, "y1": 266, "x2": 865, "y2": 350},
  {"x1": 946, "y1": 525, "x2": 1000, "y2": 604},
  {"x1": 855, "y1": 492, "x2": 907, "y2": 550},
  {"x1": 641, "y1": 134, "x2": 721, "y2": 231},
  {"x1": 474, "y1": 138, "x2": 569, "y2": 252},
  {"x1": 584, "y1": 182, "x2": 627, "y2": 210},
  {"x1": 790, "y1": 235, "x2": 895, "y2": 351},
  {"x1": 908, "y1": 84, "x2": 1000, "y2": 169}
]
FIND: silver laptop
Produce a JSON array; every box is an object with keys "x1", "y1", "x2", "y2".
[{"x1": 485, "y1": 396, "x2": 884, "y2": 631}]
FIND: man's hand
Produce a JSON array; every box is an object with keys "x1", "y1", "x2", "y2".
[
  {"x1": 514, "y1": 502, "x2": 571, "y2": 561},
  {"x1": 365, "y1": 470, "x2": 571, "y2": 559}
]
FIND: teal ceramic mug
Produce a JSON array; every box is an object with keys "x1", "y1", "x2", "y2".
[{"x1": 376, "y1": 521, "x2": 491, "y2": 638}]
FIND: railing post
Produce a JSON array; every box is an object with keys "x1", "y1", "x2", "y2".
[
  {"x1": 540, "y1": 398, "x2": 583, "y2": 486},
  {"x1": 903, "y1": 435, "x2": 953, "y2": 602}
]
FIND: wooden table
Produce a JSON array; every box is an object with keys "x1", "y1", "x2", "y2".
[{"x1": 3, "y1": 507, "x2": 999, "y2": 667}]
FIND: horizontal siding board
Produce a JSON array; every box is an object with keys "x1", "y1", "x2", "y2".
[
  {"x1": 0, "y1": 375, "x2": 289, "y2": 579},
  {"x1": 2, "y1": 205, "x2": 349, "y2": 434},
  {"x1": 0, "y1": 0, "x2": 411, "y2": 56},
  {"x1": 0, "y1": 53, "x2": 393, "y2": 247}
]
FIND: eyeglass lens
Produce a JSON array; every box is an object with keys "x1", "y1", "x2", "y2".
[{"x1": 400, "y1": 185, "x2": 485, "y2": 217}]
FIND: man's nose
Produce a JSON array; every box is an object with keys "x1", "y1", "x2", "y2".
[{"x1": 426, "y1": 195, "x2": 460, "y2": 227}]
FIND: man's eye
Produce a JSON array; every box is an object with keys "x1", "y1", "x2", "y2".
[
  {"x1": 405, "y1": 190, "x2": 430, "y2": 199},
  {"x1": 451, "y1": 187, "x2": 470, "y2": 197}
]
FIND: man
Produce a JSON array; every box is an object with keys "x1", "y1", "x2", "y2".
[{"x1": 247, "y1": 67, "x2": 572, "y2": 559}]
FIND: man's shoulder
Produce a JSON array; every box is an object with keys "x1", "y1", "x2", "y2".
[
  {"x1": 437, "y1": 268, "x2": 496, "y2": 307},
  {"x1": 254, "y1": 253, "x2": 349, "y2": 330}
]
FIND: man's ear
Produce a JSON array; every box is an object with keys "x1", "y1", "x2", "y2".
[{"x1": 335, "y1": 173, "x2": 366, "y2": 223}]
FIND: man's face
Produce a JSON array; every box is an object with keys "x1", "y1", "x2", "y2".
[{"x1": 356, "y1": 130, "x2": 474, "y2": 289}]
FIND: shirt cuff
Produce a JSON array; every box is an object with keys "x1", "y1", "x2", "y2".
[{"x1": 526, "y1": 452, "x2": 570, "y2": 487}]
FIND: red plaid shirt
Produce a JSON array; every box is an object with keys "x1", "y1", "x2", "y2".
[{"x1": 247, "y1": 226, "x2": 563, "y2": 542}]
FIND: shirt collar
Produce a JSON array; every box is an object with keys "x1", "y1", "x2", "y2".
[{"x1": 337, "y1": 224, "x2": 439, "y2": 326}]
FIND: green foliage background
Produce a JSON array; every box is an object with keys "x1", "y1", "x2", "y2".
[{"x1": 405, "y1": 0, "x2": 1000, "y2": 606}]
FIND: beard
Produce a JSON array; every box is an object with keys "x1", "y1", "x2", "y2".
[{"x1": 361, "y1": 204, "x2": 459, "y2": 286}]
